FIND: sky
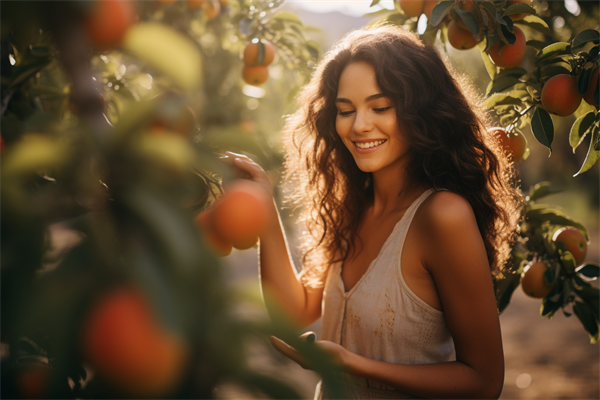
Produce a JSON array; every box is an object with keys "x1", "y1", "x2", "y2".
[{"x1": 286, "y1": 0, "x2": 396, "y2": 17}]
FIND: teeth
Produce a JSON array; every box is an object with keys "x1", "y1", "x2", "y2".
[{"x1": 354, "y1": 140, "x2": 386, "y2": 149}]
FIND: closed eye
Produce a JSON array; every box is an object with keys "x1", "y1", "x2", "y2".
[
  {"x1": 374, "y1": 107, "x2": 392, "y2": 113},
  {"x1": 338, "y1": 110, "x2": 355, "y2": 116}
]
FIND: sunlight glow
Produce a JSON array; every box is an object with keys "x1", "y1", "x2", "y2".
[
  {"x1": 288, "y1": 0, "x2": 395, "y2": 17},
  {"x1": 564, "y1": 0, "x2": 581, "y2": 16}
]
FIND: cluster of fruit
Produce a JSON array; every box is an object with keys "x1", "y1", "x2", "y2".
[
  {"x1": 521, "y1": 227, "x2": 588, "y2": 298},
  {"x1": 541, "y1": 70, "x2": 599, "y2": 117},
  {"x1": 242, "y1": 40, "x2": 276, "y2": 86},
  {"x1": 195, "y1": 179, "x2": 270, "y2": 256}
]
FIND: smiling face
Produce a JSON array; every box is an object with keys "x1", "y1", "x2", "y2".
[{"x1": 335, "y1": 62, "x2": 409, "y2": 175}]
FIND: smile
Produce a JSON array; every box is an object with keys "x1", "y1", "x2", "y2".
[{"x1": 353, "y1": 139, "x2": 387, "y2": 149}]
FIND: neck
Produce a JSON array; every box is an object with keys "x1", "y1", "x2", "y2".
[{"x1": 370, "y1": 163, "x2": 426, "y2": 217}]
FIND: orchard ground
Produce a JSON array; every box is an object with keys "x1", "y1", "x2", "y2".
[{"x1": 221, "y1": 230, "x2": 599, "y2": 400}]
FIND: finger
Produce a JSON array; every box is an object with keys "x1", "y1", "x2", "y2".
[
  {"x1": 269, "y1": 336, "x2": 311, "y2": 369},
  {"x1": 299, "y1": 331, "x2": 316, "y2": 344},
  {"x1": 232, "y1": 157, "x2": 264, "y2": 179}
]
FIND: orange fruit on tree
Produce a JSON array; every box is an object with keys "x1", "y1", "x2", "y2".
[
  {"x1": 194, "y1": 209, "x2": 233, "y2": 257},
  {"x1": 541, "y1": 74, "x2": 582, "y2": 117},
  {"x1": 81, "y1": 287, "x2": 187, "y2": 397},
  {"x1": 202, "y1": 0, "x2": 220, "y2": 19},
  {"x1": 447, "y1": 20, "x2": 480, "y2": 50},
  {"x1": 186, "y1": 0, "x2": 204, "y2": 9},
  {"x1": 488, "y1": 26, "x2": 526, "y2": 69},
  {"x1": 242, "y1": 65, "x2": 269, "y2": 86},
  {"x1": 423, "y1": 0, "x2": 438, "y2": 20},
  {"x1": 399, "y1": 0, "x2": 424, "y2": 17},
  {"x1": 521, "y1": 262, "x2": 554, "y2": 298},
  {"x1": 83, "y1": 0, "x2": 137, "y2": 51},
  {"x1": 244, "y1": 41, "x2": 276, "y2": 66},
  {"x1": 489, "y1": 127, "x2": 527, "y2": 163},
  {"x1": 456, "y1": 0, "x2": 473, "y2": 12},
  {"x1": 553, "y1": 227, "x2": 588, "y2": 266},
  {"x1": 213, "y1": 180, "x2": 270, "y2": 249},
  {"x1": 508, "y1": 0, "x2": 532, "y2": 21},
  {"x1": 583, "y1": 67, "x2": 599, "y2": 108}
]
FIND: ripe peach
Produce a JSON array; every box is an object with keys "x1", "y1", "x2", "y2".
[
  {"x1": 447, "y1": 20, "x2": 480, "y2": 50},
  {"x1": 423, "y1": 0, "x2": 438, "y2": 19},
  {"x1": 521, "y1": 262, "x2": 554, "y2": 298},
  {"x1": 83, "y1": 0, "x2": 137, "y2": 51},
  {"x1": 242, "y1": 65, "x2": 268, "y2": 86},
  {"x1": 244, "y1": 41, "x2": 276, "y2": 66},
  {"x1": 186, "y1": 0, "x2": 205, "y2": 9},
  {"x1": 488, "y1": 26, "x2": 526, "y2": 69},
  {"x1": 553, "y1": 227, "x2": 588, "y2": 266},
  {"x1": 399, "y1": 0, "x2": 424, "y2": 17},
  {"x1": 541, "y1": 74, "x2": 582, "y2": 117},
  {"x1": 583, "y1": 68, "x2": 599, "y2": 108},
  {"x1": 508, "y1": 0, "x2": 532, "y2": 21},
  {"x1": 213, "y1": 180, "x2": 269, "y2": 247},
  {"x1": 489, "y1": 127, "x2": 527, "y2": 163},
  {"x1": 194, "y1": 210, "x2": 233, "y2": 257},
  {"x1": 203, "y1": 0, "x2": 220, "y2": 19},
  {"x1": 81, "y1": 288, "x2": 187, "y2": 397}
]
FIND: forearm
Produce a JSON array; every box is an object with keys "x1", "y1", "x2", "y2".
[
  {"x1": 343, "y1": 351, "x2": 503, "y2": 399},
  {"x1": 258, "y1": 200, "x2": 313, "y2": 327}
]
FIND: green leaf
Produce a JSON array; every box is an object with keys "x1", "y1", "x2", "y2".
[
  {"x1": 479, "y1": 42, "x2": 497, "y2": 79},
  {"x1": 574, "y1": 284, "x2": 600, "y2": 319},
  {"x1": 527, "y1": 181, "x2": 563, "y2": 202},
  {"x1": 8, "y1": 58, "x2": 52, "y2": 88},
  {"x1": 503, "y1": 3, "x2": 535, "y2": 18},
  {"x1": 271, "y1": 12, "x2": 303, "y2": 25},
  {"x1": 494, "y1": 271, "x2": 521, "y2": 314},
  {"x1": 559, "y1": 250, "x2": 577, "y2": 274},
  {"x1": 370, "y1": 0, "x2": 381, "y2": 6},
  {"x1": 486, "y1": 75, "x2": 521, "y2": 95},
  {"x1": 429, "y1": 0, "x2": 454, "y2": 27},
  {"x1": 531, "y1": 107, "x2": 554, "y2": 155},
  {"x1": 577, "y1": 264, "x2": 600, "y2": 278},
  {"x1": 573, "y1": 301, "x2": 599, "y2": 344},
  {"x1": 515, "y1": 15, "x2": 551, "y2": 36},
  {"x1": 496, "y1": 66, "x2": 528, "y2": 79},
  {"x1": 485, "y1": 94, "x2": 522, "y2": 108},
  {"x1": 455, "y1": 8, "x2": 479, "y2": 35},
  {"x1": 540, "y1": 64, "x2": 571, "y2": 79},
  {"x1": 574, "y1": 123, "x2": 600, "y2": 176},
  {"x1": 572, "y1": 29, "x2": 600, "y2": 49},
  {"x1": 540, "y1": 296, "x2": 561, "y2": 318},
  {"x1": 578, "y1": 67, "x2": 592, "y2": 96},
  {"x1": 526, "y1": 40, "x2": 547, "y2": 51},
  {"x1": 569, "y1": 111, "x2": 596, "y2": 151},
  {"x1": 535, "y1": 42, "x2": 571, "y2": 66},
  {"x1": 525, "y1": 205, "x2": 589, "y2": 241},
  {"x1": 123, "y1": 23, "x2": 202, "y2": 90}
]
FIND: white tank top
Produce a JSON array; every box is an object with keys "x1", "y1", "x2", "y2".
[{"x1": 316, "y1": 189, "x2": 455, "y2": 399}]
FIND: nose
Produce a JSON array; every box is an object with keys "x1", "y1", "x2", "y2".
[{"x1": 353, "y1": 109, "x2": 374, "y2": 135}]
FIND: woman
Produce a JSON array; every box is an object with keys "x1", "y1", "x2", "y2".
[{"x1": 231, "y1": 24, "x2": 522, "y2": 399}]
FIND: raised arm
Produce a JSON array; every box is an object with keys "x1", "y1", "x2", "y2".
[{"x1": 230, "y1": 154, "x2": 323, "y2": 328}]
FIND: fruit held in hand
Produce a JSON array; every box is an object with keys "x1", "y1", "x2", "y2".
[
  {"x1": 541, "y1": 74, "x2": 582, "y2": 117},
  {"x1": 553, "y1": 227, "x2": 588, "y2": 266},
  {"x1": 213, "y1": 180, "x2": 269, "y2": 248},
  {"x1": 447, "y1": 20, "x2": 479, "y2": 50},
  {"x1": 83, "y1": 0, "x2": 137, "y2": 51},
  {"x1": 195, "y1": 209, "x2": 233, "y2": 257},
  {"x1": 489, "y1": 127, "x2": 527, "y2": 163},
  {"x1": 488, "y1": 26, "x2": 526, "y2": 69},
  {"x1": 521, "y1": 262, "x2": 554, "y2": 298},
  {"x1": 81, "y1": 287, "x2": 186, "y2": 397}
]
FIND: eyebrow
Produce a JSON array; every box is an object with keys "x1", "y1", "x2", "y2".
[{"x1": 335, "y1": 93, "x2": 387, "y2": 104}]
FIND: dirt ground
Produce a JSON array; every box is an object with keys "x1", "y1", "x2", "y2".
[{"x1": 224, "y1": 247, "x2": 600, "y2": 400}]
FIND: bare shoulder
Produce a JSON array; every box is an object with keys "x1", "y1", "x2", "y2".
[{"x1": 416, "y1": 190, "x2": 477, "y2": 231}]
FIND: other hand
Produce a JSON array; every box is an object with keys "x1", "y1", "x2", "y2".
[{"x1": 269, "y1": 333, "x2": 347, "y2": 371}]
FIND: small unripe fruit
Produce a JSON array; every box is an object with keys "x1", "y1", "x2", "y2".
[
  {"x1": 541, "y1": 74, "x2": 582, "y2": 117},
  {"x1": 521, "y1": 262, "x2": 554, "y2": 298},
  {"x1": 553, "y1": 227, "x2": 588, "y2": 266},
  {"x1": 488, "y1": 26, "x2": 526, "y2": 69}
]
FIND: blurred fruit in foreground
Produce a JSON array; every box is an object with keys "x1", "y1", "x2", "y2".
[
  {"x1": 68, "y1": 90, "x2": 107, "y2": 115},
  {"x1": 202, "y1": 0, "x2": 220, "y2": 19},
  {"x1": 81, "y1": 288, "x2": 187, "y2": 397},
  {"x1": 244, "y1": 41, "x2": 276, "y2": 66},
  {"x1": 583, "y1": 68, "x2": 599, "y2": 108},
  {"x1": 541, "y1": 74, "x2": 582, "y2": 117},
  {"x1": 447, "y1": 20, "x2": 479, "y2": 50},
  {"x1": 83, "y1": 0, "x2": 137, "y2": 51},
  {"x1": 487, "y1": 26, "x2": 526, "y2": 69},
  {"x1": 150, "y1": 104, "x2": 197, "y2": 136},
  {"x1": 423, "y1": 0, "x2": 438, "y2": 20},
  {"x1": 399, "y1": 0, "x2": 423, "y2": 17},
  {"x1": 553, "y1": 227, "x2": 588, "y2": 266},
  {"x1": 17, "y1": 361, "x2": 50, "y2": 400},
  {"x1": 490, "y1": 127, "x2": 527, "y2": 163},
  {"x1": 521, "y1": 262, "x2": 554, "y2": 298},
  {"x1": 213, "y1": 180, "x2": 269, "y2": 249},
  {"x1": 508, "y1": 0, "x2": 532, "y2": 21},
  {"x1": 242, "y1": 65, "x2": 269, "y2": 86},
  {"x1": 195, "y1": 210, "x2": 233, "y2": 257}
]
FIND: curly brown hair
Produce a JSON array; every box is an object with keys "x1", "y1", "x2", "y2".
[{"x1": 282, "y1": 24, "x2": 523, "y2": 288}]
